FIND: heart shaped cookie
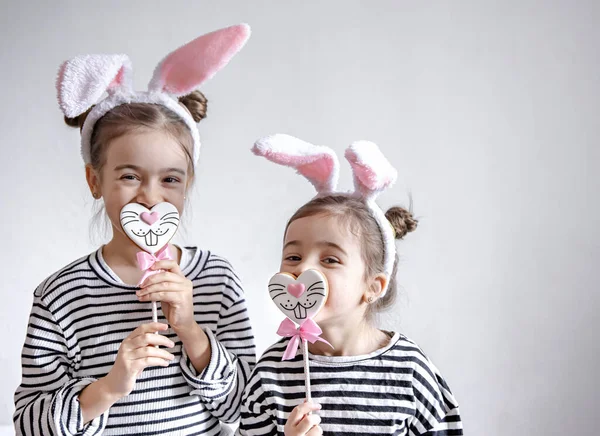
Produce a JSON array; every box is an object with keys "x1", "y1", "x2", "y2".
[
  {"x1": 269, "y1": 269, "x2": 328, "y2": 325},
  {"x1": 119, "y1": 202, "x2": 180, "y2": 254}
]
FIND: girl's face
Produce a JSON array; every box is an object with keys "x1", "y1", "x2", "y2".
[
  {"x1": 87, "y1": 129, "x2": 191, "y2": 241},
  {"x1": 281, "y1": 214, "x2": 371, "y2": 327}
]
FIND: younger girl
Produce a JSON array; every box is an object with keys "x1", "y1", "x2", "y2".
[
  {"x1": 14, "y1": 25, "x2": 255, "y2": 435},
  {"x1": 238, "y1": 134, "x2": 462, "y2": 435}
]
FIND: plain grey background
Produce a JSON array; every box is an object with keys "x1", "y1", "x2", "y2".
[{"x1": 1, "y1": 1, "x2": 598, "y2": 435}]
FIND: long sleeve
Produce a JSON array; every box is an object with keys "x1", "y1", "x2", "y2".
[
  {"x1": 236, "y1": 366, "x2": 276, "y2": 436},
  {"x1": 408, "y1": 358, "x2": 463, "y2": 435},
  {"x1": 179, "y1": 256, "x2": 256, "y2": 423},
  {"x1": 14, "y1": 293, "x2": 109, "y2": 436}
]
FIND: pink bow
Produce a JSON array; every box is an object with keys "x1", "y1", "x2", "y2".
[
  {"x1": 136, "y1": 245, "x2": 172, "y2": 286},
  {"x1": 277, "y1": 318, "x2": 333, "y2": 361}
]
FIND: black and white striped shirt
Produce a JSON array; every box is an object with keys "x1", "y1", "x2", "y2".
[
  {"x1": 238, "y1": 332, "x2": 462, "y2": 435},
  {"x1": 14, "y1": 246, "x2": 256, "y2": 436}
]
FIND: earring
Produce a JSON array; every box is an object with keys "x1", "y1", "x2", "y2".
[
  {"x1": 92, "y1": 192, "x2": 99, "y2": 199},
  {"x1": 367, "y1": 296, "x2": 374, "y2": 304}
]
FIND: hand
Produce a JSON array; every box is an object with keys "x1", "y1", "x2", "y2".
[
  {"x1": 284, "y1": 402, "x2": 323, "y2": 436},
  {"x1": 104, "y1": 322, "x2": 175, "y2": 398},
  {"x1": 137, "y1": 260, "x2": 195, "y2": 333}
]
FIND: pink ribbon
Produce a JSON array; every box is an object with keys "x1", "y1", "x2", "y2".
[
  {"x1": 277, "y1": 318, "x2": 333, "y2": 361},
  {"x1": 136, "y1": 245, "x2": 172, "y2": 286}
]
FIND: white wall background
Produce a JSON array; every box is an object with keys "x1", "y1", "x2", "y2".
[{"x1": 1, "y1": 1, "x2": 598, "y2": 434}]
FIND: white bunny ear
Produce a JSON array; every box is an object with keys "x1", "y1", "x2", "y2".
[
  {"x1": 345, "y1": 141, "x2": 397, "y2": 200},
  {"x1": 252, "y1": 134, "x2": 339, "y2": 194},
  {"x1": 148, "y1": 23, "x2": 251, "y2": 97},
  {"x1": 56, "y1": 54, "x2": 132, "y2": 118}
]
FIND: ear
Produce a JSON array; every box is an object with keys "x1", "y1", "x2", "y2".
[
  {"x1": 57, "y1": 54, "x2": 132, "y2": 118},
  {"x1": 252, "y1": 134, "x2": 339, "y2": 194},
  {"x1": 148, "y1": 23, "x2": 251, "y2": 97},
  {"x1": 85, "y1": 164, "x2": 101, "y2": 198},
  {"x1": 345, "y1": 141, "x2": 397, "y2": 200},
  {"x1": 364, "y1": 273, "x2": 387, "y2": 303}
]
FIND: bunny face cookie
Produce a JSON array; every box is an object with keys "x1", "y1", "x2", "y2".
[{"x1": 269, "y1": 270, "x2": 329, "y2": 325}]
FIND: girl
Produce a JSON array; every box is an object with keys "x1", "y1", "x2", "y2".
[
  {"x1": 238, "y1": 134, "x2": 463, "y2": 435},
  {"x1": 14, "y1": 25, "x2": 255, "y2": 436}
]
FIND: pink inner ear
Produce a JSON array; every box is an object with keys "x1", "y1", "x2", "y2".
[
  {"x1": 256, "y1": 148, "x2": 335, "y2": 189},
  {"x1": 351, "y1": 162, "x2": 382, "y2": 191},
  {"x1": 153, "y1": 24, "x2": 250, "y2": 96},
  {"x1": 298, "y1": 158, "x2": 335, "y2": 186},
  {"x1": 108, "y1": 66, "x2": 126, "y2": 89}
]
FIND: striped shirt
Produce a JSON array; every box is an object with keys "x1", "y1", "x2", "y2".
[
  {"x1": 238, "y1": 332, "x2": 462, "y2": 435},
  {"x1": 14, "y1": 246, "x2": 256, "y2": 436}
]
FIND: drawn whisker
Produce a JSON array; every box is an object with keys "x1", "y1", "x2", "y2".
[
  {"x1": 122, "y1": 220, "x2": 141, "y2": 227},
  {"x1": 271, "y1": 292, "x2": 287, "y2": 300},
  {"x1": 269, "y1": 286, "x2": 286, "y2": 293},
  {"x1": 306, "y1": 283, "x2": 324, "y2": 293},
  {"x1": 159, "y1": 222, "x2": 178, "y2": 228}
]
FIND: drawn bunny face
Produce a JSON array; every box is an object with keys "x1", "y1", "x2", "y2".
[
  {"x1": 120, "y1": 203, "x2": 179, "y2": 254},
  {"x1": 269, "y1": 270, "x2": 329, "y2": 325}
]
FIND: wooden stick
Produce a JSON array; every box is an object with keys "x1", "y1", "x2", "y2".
[{"x1": 302, "y1": 339, "x2": 311, "y2": 404}]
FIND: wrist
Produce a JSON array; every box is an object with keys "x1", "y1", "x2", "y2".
[
  {"x1": 99, "y1": 373, "x2": 126, "y2": 403},
  {"x1": 174, "y1": 320, "x2": 202, "y2": 342}
]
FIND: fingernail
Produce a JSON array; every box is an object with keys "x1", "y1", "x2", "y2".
[
  {"x1": 168, "y1": 341, "x2": 175, "y2": 348},
  {"x1": 315, "y1": 403, "x2": 322, "y2": 409}
]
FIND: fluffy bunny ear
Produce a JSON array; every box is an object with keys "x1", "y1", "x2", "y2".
[
  {"x1": 252, "y1": 134, "x2": 339, "y2": 194},
  {"x1": 345, "y1": 141, "x2": 397, "y2": 200},
  {"x1": 148, "y1": 23, "x2": 251, "y2": 97},
  {"x1": 56, "y1": 54, "x2": 132, "y2": 118}
]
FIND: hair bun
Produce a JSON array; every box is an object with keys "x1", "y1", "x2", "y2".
[
  {"x1": 179, "y1": 90, "x2": 207, "y2": 123},
  {"x1": 385, "y1": 206, "x2": 418, "y2": 239}
]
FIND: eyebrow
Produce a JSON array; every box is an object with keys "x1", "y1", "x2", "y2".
[
  {"x1": 283, "y1": 240, "x2": 347, "y2": 256},
  {"x1": 113, "y1": 164, "x2": 186, "y2": 176}
]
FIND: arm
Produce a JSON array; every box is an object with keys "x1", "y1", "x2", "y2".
[
  {"x1": 236, "y1": 367, "x2": 277, "y2": 435},
  {"x1": 408, "y1": 359, "x2": 463, "y2": 435},
  {"x1": 179, "y1": 257, "x2": 256, "y2": 423},
  {"x1": 14, "y1": 294, "x2": 109, "y2": 436}
]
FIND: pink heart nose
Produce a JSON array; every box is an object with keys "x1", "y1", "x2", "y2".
[
  {"x1": 287, "y1": 283, "x2": 306, "y2": 298},
  {"x1": 140, "y1": 211, "x2": 159, "y2": 225}
]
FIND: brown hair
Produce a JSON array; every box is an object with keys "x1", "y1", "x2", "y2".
[
  {"x1": 64, "y1": 90, "x2": 208, "y2": 178},
  {"x1": 286, "y1": 195, "x2": 418, "y2": 320}
]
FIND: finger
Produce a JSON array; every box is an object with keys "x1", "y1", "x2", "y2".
[
  {"x1": 288, "y1": 402, "x2": 321, "y2": 427},
  {"x1": 130, "y1": 333, "x2": 175, "y2": 349},
  {"x1": 129, "y1": 346, "x2": 175, "y2": 362},
  {"x1": 138, "y1": 280, "x2": 186, "y2": 297},
  {"x1": 306, "y1": 425, "x2": 323, "y2": 436},
  {"x1": 150, "y1": 260, "x2": 182, "y2": 274},
  {"x1": 138, "y1": 291, "x2": 181, "y2": 303},
  {"x1": 296, "y1": 413, "x2": 321, "y2": 434},
  {"x1": 132, "y1": 356, "x2": 173, "y2": 372},
  {"x1": 139, "y1": 271, "x2": 184, "y2": 289},
  {"x1": 127, "y1": 322, "x2": 169, "y2": 340}
]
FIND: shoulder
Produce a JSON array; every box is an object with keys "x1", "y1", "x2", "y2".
[
  {"x1": 34, "y1": 251, "x2": 97, "y2": 299},
  {"x1": 391, "y1": 334, "x2": 460, "y2": 413},
  {"x1": 185, "y1": 248, "x2": 245, "y2": 301}
]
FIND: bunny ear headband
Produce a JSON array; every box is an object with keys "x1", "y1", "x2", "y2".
[
  {"x1": 252, "y1": 134, "x2": 398, "y2": 297},
  {"x1": 56, "y1": 23, "x2": 251, "y2": 166}
]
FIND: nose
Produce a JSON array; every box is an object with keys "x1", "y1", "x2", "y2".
[
  {"x1": 136, "y1": 181, "x2": 163, "y2": 209},
  {"x1": 291, "y1": 261, "x2": 317, "y2": 278}
]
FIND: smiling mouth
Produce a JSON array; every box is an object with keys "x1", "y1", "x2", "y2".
[
  {"x1": 280, "y1": 300, "x2": 317, "y2": 319},
  {"x1": 139, "y1": 229, "x2": 169, "y2": 246}
]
